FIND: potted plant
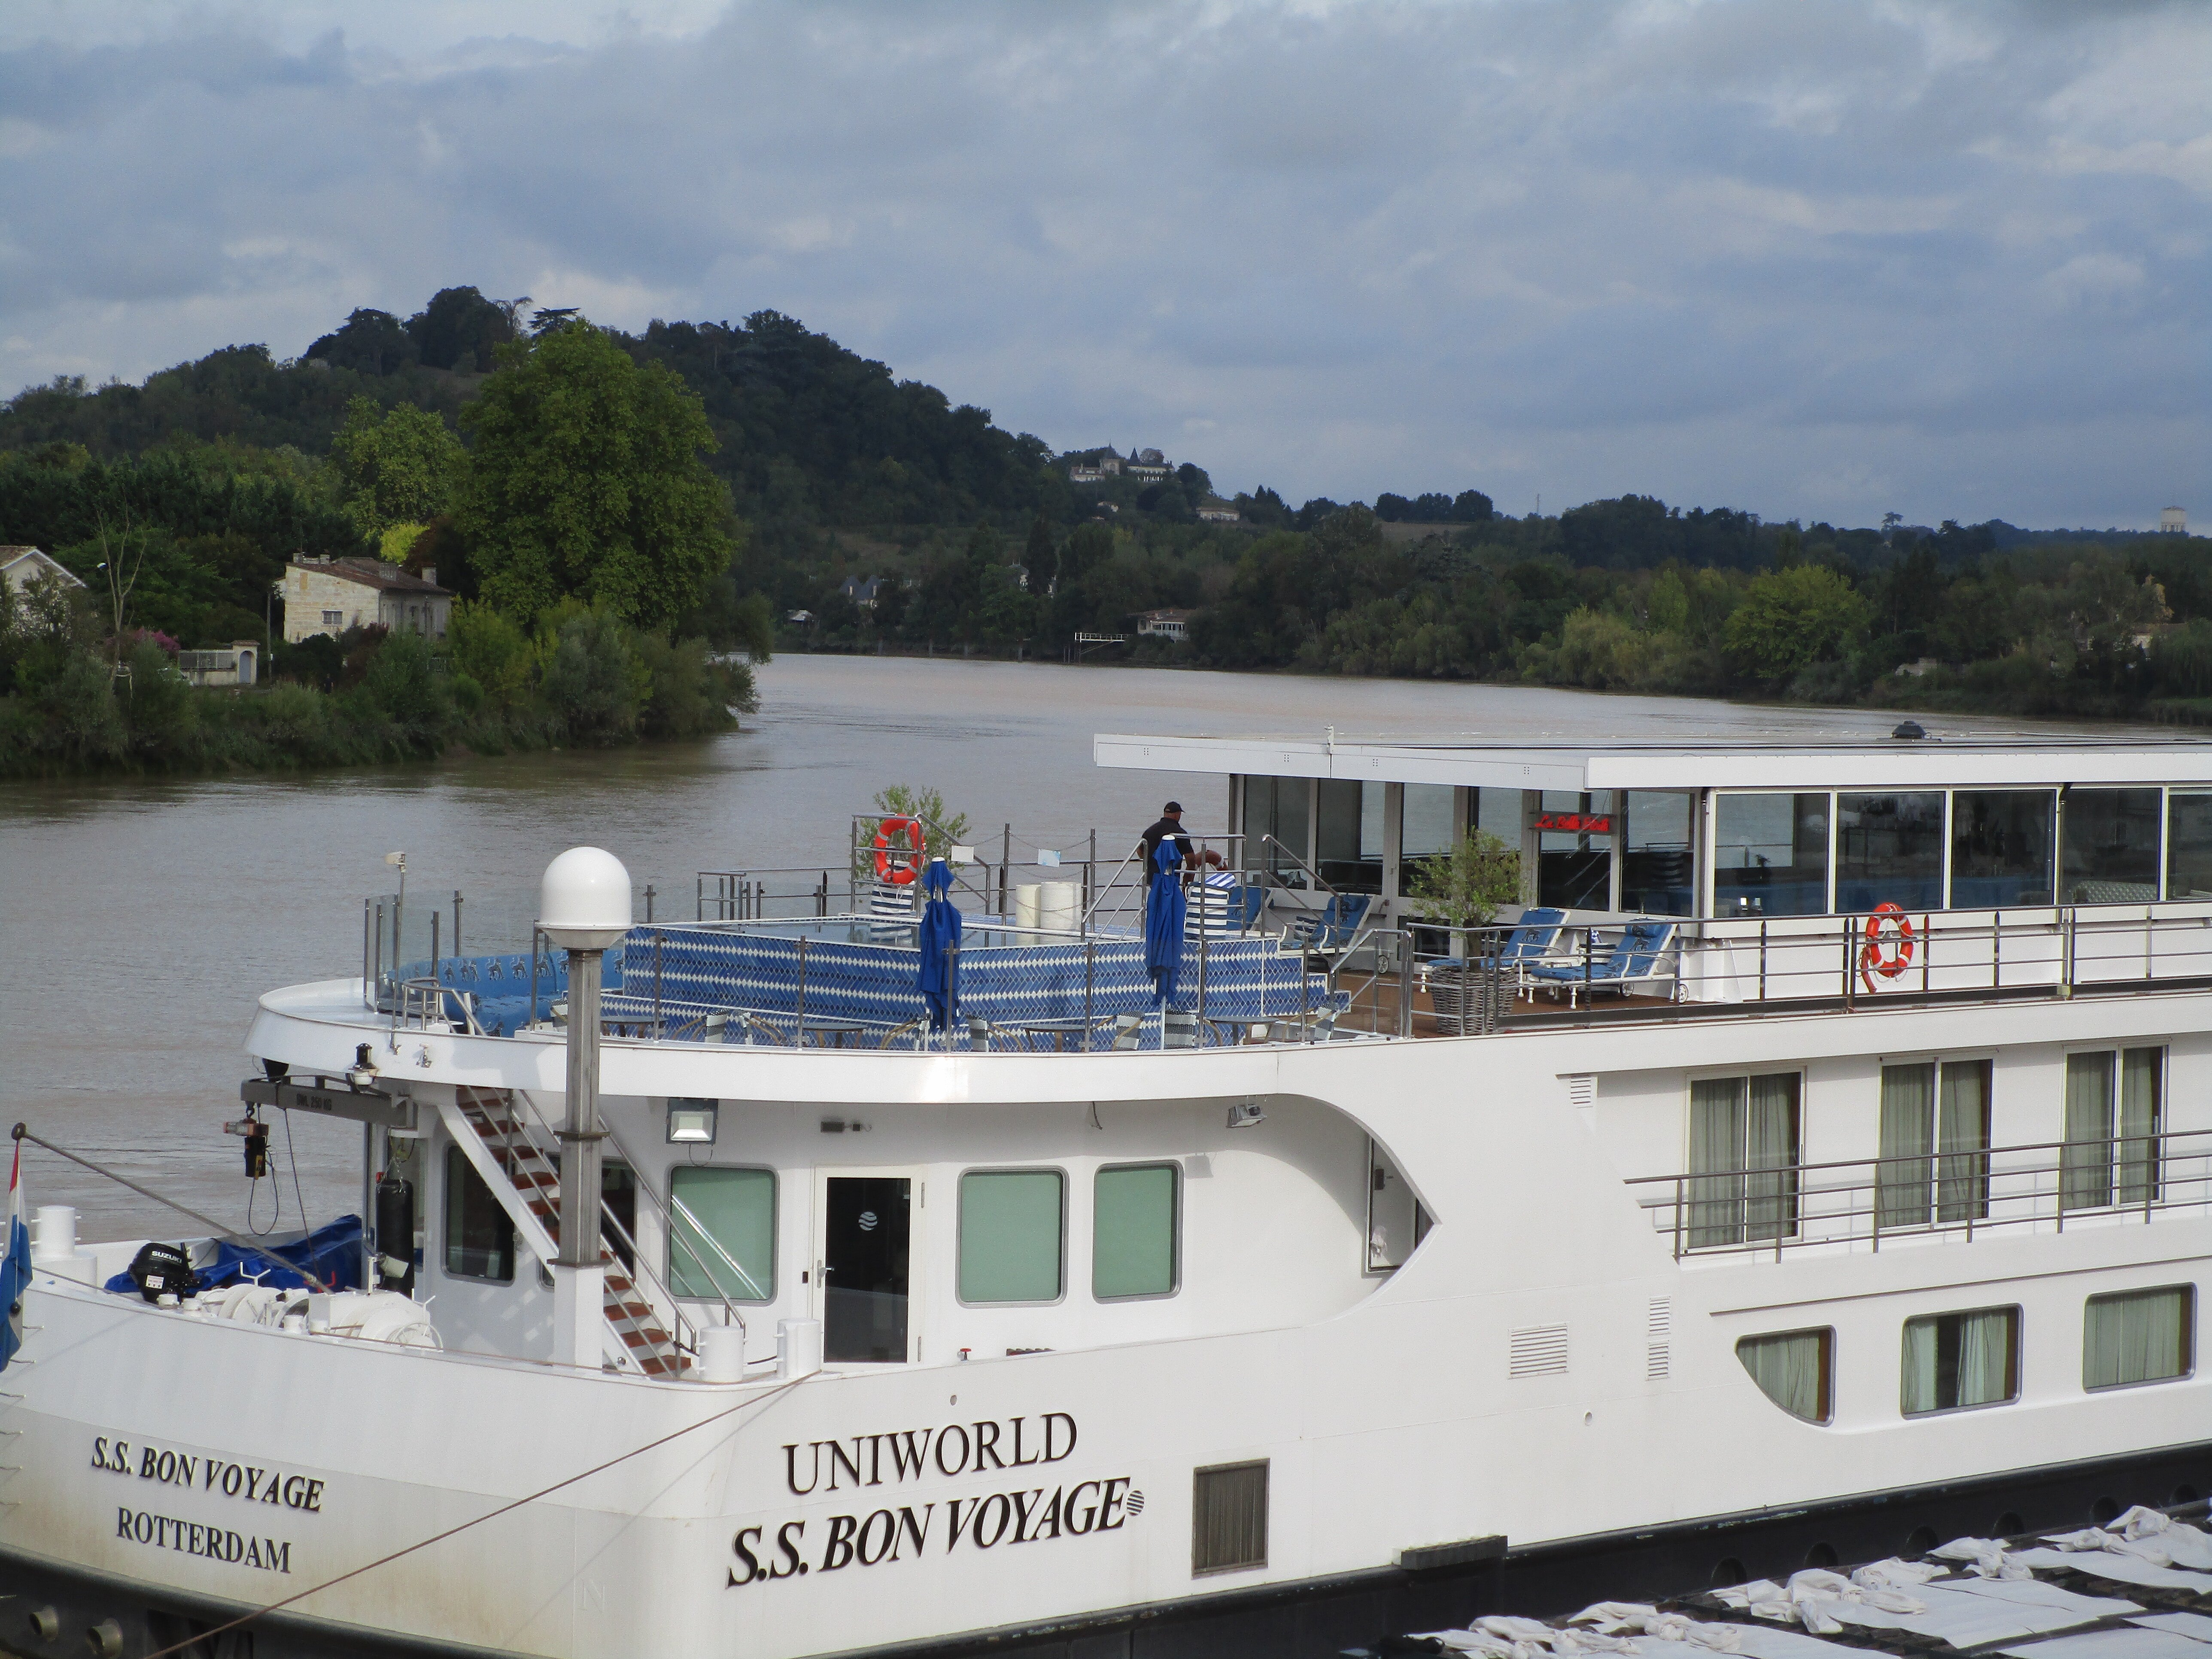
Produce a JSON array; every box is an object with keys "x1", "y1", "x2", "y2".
[{"x1": 1403, "y1": 831, "x2": 1521, "y2": 1033}]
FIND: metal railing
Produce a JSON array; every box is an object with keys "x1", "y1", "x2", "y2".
[{"x1": 1631, "y1": 1126, "x2": 2206, "y2": 1262}]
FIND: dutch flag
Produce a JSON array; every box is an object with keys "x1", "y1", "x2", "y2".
[{"x1": 0, "y1": 1141, "x2": 29, "y2": 1371}]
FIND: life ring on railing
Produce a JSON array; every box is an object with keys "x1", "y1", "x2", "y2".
[
  {"x1": 872, "y1": 816, "x2": 927, "y2": 885},
  {"x1": 1859, "y1": 902, "x2": 1915, "y2": 991}
]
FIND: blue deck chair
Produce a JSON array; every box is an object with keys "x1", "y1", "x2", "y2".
[
  {"x1": 1526, "y1": 921, "x2": 1678, "y2": 1007},
  {"x1": 1285, "y1": 893, "x2": 1373, "y2": 962}
]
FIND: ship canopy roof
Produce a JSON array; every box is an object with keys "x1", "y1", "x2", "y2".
[{"x1": 1093, "y1": 731, "x2": 2212, "y2": 792}]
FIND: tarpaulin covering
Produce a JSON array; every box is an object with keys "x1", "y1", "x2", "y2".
[
  {"x1": 1145, "y1": 840, "x2": 1187, "y2": 1004},
  {"x1": 105, "y1": 1213, "x2": 363, "y2": 1296},
  {"x1": 916, "y1": 860, "x2": 962, "y2": 1030}
]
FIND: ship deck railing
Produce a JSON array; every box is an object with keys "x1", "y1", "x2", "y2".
[{"x1": 1630, "y1": 1124, "x2": 2212, "y2": 1262}]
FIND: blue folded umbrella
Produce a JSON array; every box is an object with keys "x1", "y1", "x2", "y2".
[
  {"x1": 916, "y1": 859, "x2": 962, "y2": 1030},
  {"x1": 1145, "y1": 840, "x2": 1188, "y2": 1005}
]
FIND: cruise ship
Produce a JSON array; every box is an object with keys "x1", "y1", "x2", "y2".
[{"x1": 7, "y1": 727, "x2": 2212, "y2": 1659}]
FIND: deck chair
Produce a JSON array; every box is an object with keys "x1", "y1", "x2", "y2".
[
  {"x1": 1526, "y1": 921, "x2": 1679, "y2": 1008},
  {"x1": 1285, "y1": 893, "x2": 1373, "y2": 963}
]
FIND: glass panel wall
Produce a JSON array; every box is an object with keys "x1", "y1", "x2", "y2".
[
  {"x1": 1951, "y1": 790, "x2": 2055, "y2": 908},
  {"x1": 1538, "y1": 790, "x2": 1613, "y2": 911},
  {"x1": 1835, "y1": 791, "x2": 1945, "y2": 912},
  {"x1": 669, "y1": 1166, "x2": 775, "y2": 1300},
  {"x1": 1094, "y1": 1164, "x2": 1179, "y2": 1298},
  {"x1": 1397, "y1": 783, "x2": 1455, "y2": 901},
  {"x1": 1316, "y1": 779, "x2": 1382, "y2": 893},
  {"x1": 1240, "y1": 775, "x2": 1310, "y2": 884},
  {"x1": 1476, "y1": 788, "x2": 1522, "y2": 845},
  {"x1": 1714, "y1": 793, "x2": 1829, "y2": 917},
  {"x1": 2062, "y1": 787, "x2": 2161, "y2": 903},
  {"x1": 957, "y1": 1170, "x2": 1065, "y2": 1303},
  {"x1": 1620, "y1": 790, "x2": 1694, "y2": 916},
  {"x1": 443, "y1": 1144, "x2": 515, "y2": 1282},
  {"x1": 2169, "y1": 793, "x2": 2212, "y2": 899}
]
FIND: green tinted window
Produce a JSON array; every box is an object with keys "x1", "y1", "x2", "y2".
[
  {"x1": 669, "y1": 1167, "x2": 775, "y2": 1301},
  {"x1": 1094, "y1": 1164, "x2": 1179, "y2": 1299},
  {"x1": 958, "y1": 1171, "x2": 1064, "y2": 1303}
]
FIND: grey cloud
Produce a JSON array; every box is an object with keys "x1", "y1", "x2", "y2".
[{"x1": 0, "y1": 0, "x2": 2204, "y2": 529}]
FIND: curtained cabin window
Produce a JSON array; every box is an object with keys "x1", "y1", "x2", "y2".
[
  {"x1": 1902, "y1": 1306, "x2": 2019, "y2": 1415},
  {"x1": 2061, "y1": 1048, "x2": 2163, "y2": 1213},
  {"x1": 1877, "y1": 1059, "x2": 1991, "y2": 1230},
  {"x1": 2084, "y1": 1286, "x2": 2194, "y2": 1392},
  {"x1": 1687, "y1": 1072, "x2": 1801, "y2": 1249},
  {"x1": 1736, "y1": 1328, "x2": 1833, "y2": 1423}
]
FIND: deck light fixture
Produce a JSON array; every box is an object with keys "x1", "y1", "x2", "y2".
[
  {"x1": 667, "y1": 1100, "x2": 718, "y2": 1145},
  {"x1": 1228, "y1": 1099, "x2": 1267, "y2": 1130}
]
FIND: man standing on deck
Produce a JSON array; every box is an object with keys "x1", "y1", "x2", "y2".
[{"x1": 1141, "y1": 802, "x2": 1224, "y2": 885}]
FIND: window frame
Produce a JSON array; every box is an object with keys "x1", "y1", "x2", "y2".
[
  {"x1": 666, "y1": 1162, "x2": 778, "y2": 1304},
  {"x1": 1092, "y1": 1161, "x2": 1182, "y2": 1303},
  {"x1": 1683, "y1": 1066, "x2": 1804, "y2": 1249},
  {"x1": 1900, "y1": 1304, "x2": 2022, "y2": 1418},
  {"x1": 442, "y1": 1141, "x2": 517, "y2": 1285},
  {"x1": 1875, "y1": 1054, "x2": 1994, "y2": 1232},
  {"x1": 2083, "y1": 1284, "x2": 2196, "y2": 1393},
  {"x1": 1734, "y1": 1326, "x2": 1835, "y2": 1425},
  {"x1": 955, "y1": 1166, "x2": 1069, "y2": 1308},
  {"x1": 2060, "y1": 1043, "x2": 2166, "y2": 1214}
]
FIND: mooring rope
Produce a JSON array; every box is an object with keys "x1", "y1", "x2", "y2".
[{"x1": 137, "y1": 1373, "x2": 810, "y2": 1659}]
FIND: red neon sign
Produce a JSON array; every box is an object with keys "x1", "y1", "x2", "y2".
[{"x1": 1537, "y1": 813, "x2": 1612, "y2": 834}]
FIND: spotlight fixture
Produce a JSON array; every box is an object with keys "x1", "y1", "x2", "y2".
[
  {"x1": 1227, "y1": 1100, "x2": 1267, "y2": 1130},
  {"x1": 667, "y1": 1099, "x2": 719, "y2": 1145}
]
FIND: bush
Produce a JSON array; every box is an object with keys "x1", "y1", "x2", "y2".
[{"x1": 540, "y1": 607, "x2": 647, "y2": 744}]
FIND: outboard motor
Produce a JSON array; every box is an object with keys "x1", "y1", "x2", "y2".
[
  {"x1": 126, "y1": 1242, "x2": 198, "y2": 1303},
  {"x1": 375, "y1": 1174, "x2": 416, "y2": 1294}
]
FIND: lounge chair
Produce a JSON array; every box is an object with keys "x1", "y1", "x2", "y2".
[
  {"x1": 1525, "y1": 921, "x2": 1679, "y2": 1007},
  {"x1": 1285, "y1": 893, "x2": 1373, "y2": 962}
]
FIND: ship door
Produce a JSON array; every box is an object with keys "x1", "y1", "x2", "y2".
[{"x1": 817, "y1": 1172, "x2": 918, "y2": 1363}]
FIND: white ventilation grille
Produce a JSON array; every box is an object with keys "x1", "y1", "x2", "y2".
[
  {"x1": 1565, "y1": 1074, "x2": 1596, "y2": 1110},
  {"x1": 1509, "y1": 1324, "x2": 1569, "y2": 1378},
  {"x1": 1646, "y1": 1297, "x2": 1672, "y2": 1380}
]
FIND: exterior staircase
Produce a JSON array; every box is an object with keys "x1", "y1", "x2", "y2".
[{"x1": 450, "y1": 1086, "x2": 689, "y2": 1377}]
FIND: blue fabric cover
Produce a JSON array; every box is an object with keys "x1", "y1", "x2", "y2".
[
  {"x1": 916, "y1": 860, "x2": 962, "y2": 1030},
  {"x1": 1496, "y1": 907, "x2": 1567, "y2": 963},
  {"x1": 1145, "y1": 841, "x2": 1189, "y2": 1004},
  {"x1": 1527, "y1": 921, "x2": 1675, "y2": 985},
  {"x1": 0, "y1": 1157, "x2": 28, "y2": 1372},
  {"x1": 103, "y1": 1214, "x2": 364, "y2": 1296}
]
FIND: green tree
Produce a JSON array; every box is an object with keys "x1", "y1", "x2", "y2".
[
  {"x1": 330, "y1": 398, "x2": 465, "y2": 539},
  {"x1": 459, "y1": 319, "x2": 732, "y2": 631},
  {"x1": 1405, "y1": 831, "x2": 1522, "y2": 931},
  {"x1": 872, "y1": 784, "x2": 970, "y2": 859},
  {"x1": 1723, "y1": 565, "x2": 1872, "y2": 681}
]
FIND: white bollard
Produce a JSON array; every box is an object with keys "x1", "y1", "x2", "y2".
[
  {"x1": 777, "y1": 1318, "x2": 823, "y2": 1380},
  {"x1": 32, "y1": 1206, "x2": 76, "y2": 1266},
  {"x1": 698, "y1": 1325, "x2": 747, "y2": 1383}
]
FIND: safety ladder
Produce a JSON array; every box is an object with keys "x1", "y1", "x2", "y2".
[{"x1": 447, "y1": 1086, "x2": 689, "y2": 1378}]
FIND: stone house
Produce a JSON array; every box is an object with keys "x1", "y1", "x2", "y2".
[{"x1": 281, "y1": 556, "x2": 453, "y2": 643}]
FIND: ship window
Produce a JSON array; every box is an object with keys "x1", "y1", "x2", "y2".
[
  {"x1": 1192, "y1": 1459, "x2": 1268, "y2": 1575},
  {"x1": 1537, "y1": 790, "x2": 1613, "y2": 912},
  {"x1": 2085, "y1": 1286, "x2": 2193, "y2": 1391},
  {"x1": 2062, "y1": 788, "x2": 2160, "y2": 904},
  {"x1": 1736, "y1": 1328, "x2": 1832, "y2": 1423},
  {"x1": 1317, "y1": 780, "x2": 1382, "y2": 894},
  {"x1": 1877, "y1": 1060, "x2": 1991, "y2": 1229},
  {"x1": 1398, "y1": 784, "x2": 1457, "y2": 898},
  {"x1": 1366, "y1": 1139, "x2": 1432, "y2": 1271},
  {"x1": 958, "y1": 1170, "x2": 1064, "y2": 1304},
  {"x1": 1714, "y1": 793, "x2": 1829, "y2": 918},
  {"x1": 1951, "y1": 790, "x2": 2056, "y2": 908},
  {"x1": 443, "y1": 1144, "x2": 515, "y2": 1283},
  {"x1": 1902, "y1": 1306, "x2": 2019, "y2": 1414},
  {"x1": 1620, "y1": 791, "x2": 1695, "y2": 917},
  {"x1": 1835, "y1": 792, "x2": 1945, "y2": 913},
  {"x1": 669, "y1": 1167, "x2": 775, "y2": 1301},
  {"x1": 1240, "y1": 776, "x2": 1310, "y2": 884},
  {"x1": 1094, "y1": 1163, "x2": 1179, "y2": 1299},
  {"x1": 2061, "y1": 1048, "x2": 2163, "y2": 1212},
  {"x1": 1687, "y1": 1072, "x2": 1800, "y2": 1248},
  {"x1": 2169, "y1": 794, "x2": 2212, "y2": 900}
]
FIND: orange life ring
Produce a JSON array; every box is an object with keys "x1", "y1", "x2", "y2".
[
  {"x1": 872, "y1": 816, "x2": 926, "y2": 885},
  {"x1": 1859, "y1": 902, "x2": 1915, "y2": 991}
]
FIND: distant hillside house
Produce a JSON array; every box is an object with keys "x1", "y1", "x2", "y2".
[
  {"x1": 1068, "y1": 450, "x2": 1124, "y2": 484},
  {"x1": 282, "y1": 556, "x2": 452, "y2": 643},
  {"x1": 1136, "y1": 607, "x2": 1194, "y2": 641},
  {"x1": 839, "y1": 575, "x2": 886, "y2": 609},
  {"x1": 1124, "y1": 446, "x2": 1170, "y2": 483},
  {"x1": 0, "y1": 546, "x2": 85, "y2": 594},
  {"x1": 179, "y1": 643, "x2": 259, "y2": 688},
  {"x1": 1196, "y1": 498, "x2": 1241, "y2": 524}
]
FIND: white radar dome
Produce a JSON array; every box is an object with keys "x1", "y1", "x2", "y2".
[{"x1": 538, "y1": 847, "x2": 633, "y2": 950}]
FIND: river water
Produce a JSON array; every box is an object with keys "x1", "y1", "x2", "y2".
[{"x1": 0, "y1": 655, "x2": 2079, "y2": 1240}]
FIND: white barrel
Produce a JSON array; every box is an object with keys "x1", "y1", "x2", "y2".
[
  {"x1": 778, "y1": 1317, "x2": 823, "y2": 1380},
  {"x1": 33, "y1": 1205, "x2": 76, "y2": 1264},
  {"x1": 1015, "y1": 884, "x2": 1042, "y2": 930},
  {"x1": 1037, "y1": 881, "x2": 1080, "y2": 934},
  {"x1": 698, "y1": 1325, "x2": 747, "y2": 1382}
]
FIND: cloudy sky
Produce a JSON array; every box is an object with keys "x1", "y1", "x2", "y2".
[{"x1": 0, "y1": 0, "x2": 2204, "y2": 529}]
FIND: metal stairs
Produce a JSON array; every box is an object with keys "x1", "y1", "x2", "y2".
[{"x1": 447, "y1": 1086, "x2": 689, "y2": 1377}]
